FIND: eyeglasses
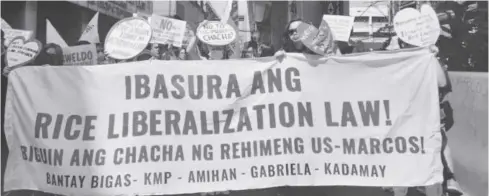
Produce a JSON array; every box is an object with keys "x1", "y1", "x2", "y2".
[{"x1": 288, "y1": 29, "x2": 297, "y2": 36}]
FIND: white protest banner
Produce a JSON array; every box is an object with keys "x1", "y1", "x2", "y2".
[
  {"x1": 3, "y1": 29, "x2": 33, "y2": 47},
  {"x1": 197, "y1": 21, "x2": 237, "y2": 46},
  {"x1": 150, "y1": 15, "x2": 187, "y2": 47},
  {"x1": 5, "y1": 36, "x2": 41, "y2": 67},
  {"x1": 105, "y1": 17, "x2": 152, "y2": 60},
  {"x1": 393, "y1": 4, "x2": 441, "y2": 47},
  {"x1": 4, "y1": 48, "x2": 443, "y2": 196},
  {"x1": 62, "y1": 44, "x2": 97, "y2": 66},
  {"x1": 79, "y1": 12, "x2": 100, "y2": 44},
  {"x1": 322, "y1": 15, "x2": 355, "y2": 42}
]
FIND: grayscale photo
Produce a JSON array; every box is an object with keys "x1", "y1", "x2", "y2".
[{"x1": 0, "y1": 1, "x2": 487, "y2": 196}]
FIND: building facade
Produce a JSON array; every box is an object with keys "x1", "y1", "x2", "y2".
[
  {"x1": 1, "y1": 1, "x2": 153, "y2": 45},
  {"x1": 176, "y1": 1, "x2": 205, "y2": 30}
]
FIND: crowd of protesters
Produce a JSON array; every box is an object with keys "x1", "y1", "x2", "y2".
[{"x1": 0, "y1": 10, "x2": 463, "y2": 196}]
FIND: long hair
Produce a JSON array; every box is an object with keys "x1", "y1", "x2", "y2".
[
  {"x1": 282, "y1": 19, "x2": 304, "y2": 53},
  {"x1": 281, "y1": 19, "x2": 317, "y2": 54}
]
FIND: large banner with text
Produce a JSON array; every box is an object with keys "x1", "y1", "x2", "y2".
[{"x1": 4, "y1": 48, "x2": 443, "y2": 196}]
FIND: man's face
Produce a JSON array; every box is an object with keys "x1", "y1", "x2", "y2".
[{"x1": 150, "y1": 44, "x2": 159, "y2": 57}]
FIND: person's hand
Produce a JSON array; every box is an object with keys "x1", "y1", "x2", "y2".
[
  {"x1": 429, "y1": 45, "x2": 439, "y2": 54},
  {"x1": 274, "y1": 50, "x2": 286, "y2": 62},
  {"x1": 2, "y1": 66, "x2": 12, "y2": 77}
]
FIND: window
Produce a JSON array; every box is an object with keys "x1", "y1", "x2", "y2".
[
  {"x1": 372, "y1": 16, "x2": 388, "y2": 23},
  {"x1": 354, "y1": 16, "x2": 369, "y2": 23}
]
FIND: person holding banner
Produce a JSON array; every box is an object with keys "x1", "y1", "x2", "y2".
[
  {"x1": 274, "y1": 19, "x2": 341, "y2": 61},
  {"x1": 41, "y1": 43, "x2": 64, "y2": 66},
  {"x1": 389, "y1": 41, "x2": 462, "y2": 196}
]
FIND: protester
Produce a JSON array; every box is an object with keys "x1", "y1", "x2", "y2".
[
  {"x1": 274, "y1": 19, "x2": 341, "y2": 61},
  {"x1": 176, "y1": 48, "x2": 188, "y2": 60},
  {"x1": 40, "y1": 43, "x2": 64, "y2": 66},
  {"x1": 0, "y1": 30, "x2": 7, "y2": 195},
  {"x1": 259, "y1": 43, "x2": 275, "y2": 57},
  {"x1": 149, "y1": 43, "x2": 160, "y2": 60},
  {"x1": 0, "y1": 4, "x2": 479, "y2": 196},
  {"x1": 389, "y1": 39, "x2": 461, "y2": 196},
  {"x1": 96, "y1": 43, "x2": 106, "y2": 64},
  {"x1": 281, "y1": 19, "x2": 317, "y2": 54}
]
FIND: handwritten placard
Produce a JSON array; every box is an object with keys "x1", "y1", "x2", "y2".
[
  {"x1": 297, "y1": 21, "x2": 337, "y2": 56},
  {"x1": 150, "y1": 15, "x2": 187, "y2": 47},
  {"x1": 322, "y1": 15, "x2": 355, "y2": 42},
  {"x1": 104, "y1": 17, "x2": 152, "y2": 60},
  {"x1": 62, "y1": 44, "x2": 97, "y2": 66},
  {"x1": 6, "y1": 36, "x2": 41, "y2": 67},
  {"x1": 3, "y1": 29, "x2": 33, "y2": 47},
  {"x1": 197, "y1": 21, "x2": 237, "y2": 46},
  {"x1": 393, "y1": 4, "x2": 440, "y2": 47}
]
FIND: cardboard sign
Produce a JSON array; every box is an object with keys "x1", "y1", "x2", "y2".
[
  {"x1": 297, "y1": 21, "x2": 336, "y2": 55},
  {"x1": 62, "y1": 44, "x2": 97, "y2": 66},
  {"x1": 105, "y1": 17, "x2": 152, "y2": 60},
  {"x1": 5, "y1": 36, "x2": 41, "y2": 67},
  {"x1": 322, "y1": 15, "x2": 355, "y2": 42},
  {"x1": 3, "y1": 29, "x2": 33, "y2": 47},
  {"x1": 150, "y1": 15, "x2": 187, "y2": 47},
  {"x1": 393, "y1": 4, "x2": 440, "y2": 47},
  {"x1": 197, "y1": 21, "x2": 237, "y2": 46}
]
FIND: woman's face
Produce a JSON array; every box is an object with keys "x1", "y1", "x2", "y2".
[
  {"x1": 288, "y1": 21, "x2": 304, "y2": 49},
  {"x1": 288, "y1": 21, "x2": 302, "y2": 41},
  {"x1": 179, "y1": 49, "x2": 186, "y2": 59}
]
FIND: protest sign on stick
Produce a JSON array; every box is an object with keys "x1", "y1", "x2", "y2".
[
  {"x1": 393, "y1": 4, "x2": 441, "y2": 47},
  {"x1": 150, "y1": 15, "x2": 187, "y2": 47},
  {"x1": 5, "y1": 36, "x2": 41, "y2": 67},
  {"x1": 197, "y1": 21, "x2": 237, "y2": 46},
  {"x1": 4, "y1": 48, "x2": 443, "y2": 196},
  {"x1": 62, "y1": 44, "x2": 97, "y2": 66},
  {"x1": 104, "y1": 17, "x2": 152, "y2": 60},
  {"x1": 79, "y1": 12, "x2": 100, "y2": 44},
  {"x1": 322, "y1": 15, "x2": 355, "y2": 42},
  {"x1": 297, "y1": 21, "x2": 337, "y2": 55}
]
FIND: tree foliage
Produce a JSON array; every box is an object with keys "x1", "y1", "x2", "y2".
[{"x1": 434, "y1": 1, "x2": 488, "y2": 72}]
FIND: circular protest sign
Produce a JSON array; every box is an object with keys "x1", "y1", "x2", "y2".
[
  {"x1": 6, "y1": 36, "x2": 42, "y2": 67},
  {"x1": 393, "y1": 4, "x2": 440, "y2": 47},
  {"x1": 197, "y1": 21, "x2": 236, "y2": 46},
  {"x1": 104, "y1": 17, "x2": 152, "y2": 60}
]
